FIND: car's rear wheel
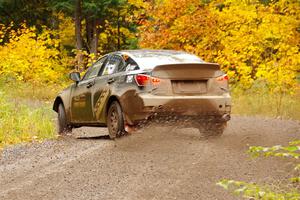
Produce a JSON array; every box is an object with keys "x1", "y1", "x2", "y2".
[
  {"x1": 57, "y1": 103, "x2": 72, "y2": 134},
  {"x1": 107, "y1": 101, "x2": 125, "y2": 139},
  {"x1": 197, "y1": 122, "x2": 226, "y2": 137}
]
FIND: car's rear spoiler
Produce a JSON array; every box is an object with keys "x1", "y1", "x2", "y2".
[{"x1": 151, "y1": 63, "x2": 222, "y2": 79}]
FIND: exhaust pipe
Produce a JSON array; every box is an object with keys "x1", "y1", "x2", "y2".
[{"x1": 222, "y1": 114, "x2": 231, "y2": 121}]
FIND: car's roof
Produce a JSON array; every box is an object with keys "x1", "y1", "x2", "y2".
[{"x1": 116, "y1": 49, "x2": 204, "y2": 69}]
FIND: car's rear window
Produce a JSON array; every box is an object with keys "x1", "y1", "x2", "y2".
[{"x1": 128, "y1": 51, "x2": 204, "y2": 69}]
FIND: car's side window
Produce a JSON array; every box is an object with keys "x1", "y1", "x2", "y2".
[
  {"x1": 81, "y1": 67, "x2": 93, "y2": 81},
  {"x1": 101, "y1": 55, "x2": 125, "y2": 76},
  {"x1": 82, "y1": 56, "x2": 107, "y2": 81},
  {"x1": 124, "y1": 56, "x2": 139, "y2": 71}
]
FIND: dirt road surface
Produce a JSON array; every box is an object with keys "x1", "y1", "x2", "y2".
[{"x1": 1, "y1": 116, "x2": 299, "y2": 200}]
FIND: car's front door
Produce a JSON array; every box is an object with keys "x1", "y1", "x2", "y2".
[{"x1": 71, "y1": 56, "x2": 107, "y2": 123}]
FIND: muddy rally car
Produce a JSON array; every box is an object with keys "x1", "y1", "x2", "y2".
[{"x1": 53, "y1": 50, "x2": 231, "y2": 138}]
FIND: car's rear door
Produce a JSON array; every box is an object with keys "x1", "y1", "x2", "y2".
[
  {"x1": 70, "y1": 56, "x2": 107, "y2": 123},
  {"x1": 91, "y1": 54, "x2": 127, "y2": 123}
]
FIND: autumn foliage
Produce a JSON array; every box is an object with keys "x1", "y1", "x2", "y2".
[
  {"x1": 138, "y1": 0, "x2": 300, "y2": 93},
  {"x1": 0, "y1": 23, "x2": 70, "y2": 83}
]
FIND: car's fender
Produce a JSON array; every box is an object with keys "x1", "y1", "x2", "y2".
[
  {"x1": 53, "y1": 85, "x2": 74, "y2": 123},
  {"x1": 95, "y1": 85, "x2": 139, "y2": 125}
]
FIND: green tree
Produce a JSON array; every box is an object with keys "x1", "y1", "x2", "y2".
[
  {"x1": 0, "y1": 0, "x2": 53, "y2": 29},
  {"x1": 51, "y1": 0, "x2": 139, "y2": 69}
]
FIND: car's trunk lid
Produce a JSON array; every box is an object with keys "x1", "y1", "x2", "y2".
[
  {"x1": 150, "y1": 63, "x2": 225, "y2": 96},
  {"x1": 151, "y1": 63, "x2": 222, "y2": 80}
]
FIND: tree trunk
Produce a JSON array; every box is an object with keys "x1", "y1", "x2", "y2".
[
  {"x1": 90, "y1": 19, "x2": 100, "y2": 55},
  {"x1": 75, "y1": 0, "x2": 84, "y2": 71},
  {"x1": 85, "y1": 15, "x2": 93, "y2": 53},
  {"x1": 117, "y1": 8, "x2": 120, "y2": 51}
]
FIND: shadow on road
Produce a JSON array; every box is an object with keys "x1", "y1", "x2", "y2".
[{"x1": 76, "y1": 135, "x2": 111, "y2": 140}]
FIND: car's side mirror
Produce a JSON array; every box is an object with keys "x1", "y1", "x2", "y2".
[{"x1": 69, "y1": 72, "x2": 81, "y2": 83}]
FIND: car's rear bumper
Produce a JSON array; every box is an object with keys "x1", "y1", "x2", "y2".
[
  {"x1": 140, "y1": 93, "x2": 231, "y2": 106},
  {"x1": 122, "y1": 93, "x2": 231, "y2": 124}
]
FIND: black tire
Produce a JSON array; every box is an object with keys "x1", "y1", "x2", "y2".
[
  {"x1": 198, "y1": 122, "x2": 227, "y2": 137},
  {"x1": 107, "y1": 101, "x2": 125, "y2": 139},
  {"x1": 57, "y1": 103, "x2": 72, "y2": 135}
]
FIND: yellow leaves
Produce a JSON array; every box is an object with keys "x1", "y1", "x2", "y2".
[
  {"x1": 55, "y1": 13, "x2": 75, "y2": 47},
  {"x1": 0, "y1": 23, "x2": 70, "y2": 84}
]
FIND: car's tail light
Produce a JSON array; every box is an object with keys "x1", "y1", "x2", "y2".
[
  {"x1": 135, "y1": 74, "x2": 150, "y2": 86},
  {"x1": 135, "y1": 74, "x2": 160, "y2": 86},
  {"x1": 216, "y1": 74, "x2": 229, "y2": 81},
  {"x1": 151, "y1": 77, "x2": 161, "y2": 85},
  {"x1": 216, "y1": 74, "x2": 229, "y2": 91}
]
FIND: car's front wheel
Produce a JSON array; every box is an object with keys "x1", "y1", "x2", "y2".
[
  {"x1": 107, "y1": 101, "x2": 125, "y2": 139},
  {"x1": 57, "y1": 103, "x2": 72, "y2": 134}
]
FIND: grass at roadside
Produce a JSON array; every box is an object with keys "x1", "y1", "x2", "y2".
[
  {"x1": 0, "y1": 92, "x2": 57, "y2": 149},
  {"x1": 0, "y1": 80, "x2": 67, "y2": 101},
  {"x1": 0, "y1": 80, "x2": 62, "y2": 149},
  {"x1": 231, "y1": 88, "x2": 300, "y2": 120}
]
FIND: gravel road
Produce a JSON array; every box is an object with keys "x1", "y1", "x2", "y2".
[{"x1": 0, "y1": 116, "x2": 299, "y2": 200}]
